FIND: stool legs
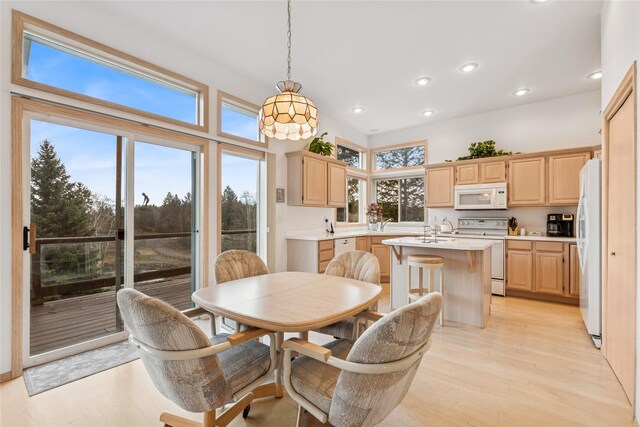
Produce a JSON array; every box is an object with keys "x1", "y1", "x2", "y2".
[{"x1": 439, "y1": 266, "x2": 444, "y2": 326}]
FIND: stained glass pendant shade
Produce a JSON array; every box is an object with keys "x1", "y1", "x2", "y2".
[{"x1": 258, "y1": 0, "x2": 318, "y2": 141}]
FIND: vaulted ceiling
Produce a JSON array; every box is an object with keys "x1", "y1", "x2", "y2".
[{"x1": 99, "y1": 1, "x2": 602, "y2": 135}]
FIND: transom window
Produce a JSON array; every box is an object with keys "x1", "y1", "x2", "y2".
[
  {"x1": 335, "y1": 138, "x2": 366, "y2": 170},
  {"x1": 372, "y1": 141, "x2": 427, "y2": 171},
  {"x1": 13, "y1": 11, "x2": 209, "y2": 131},
  {"x1": 337, "y1": 177, "x2": 367, "y2": 224},
  {"x1": 217, "y1": 91, "x2": 267, "y2": 147},
  {"x1": 374, "y1": 176, "x2": 425, "y2": 222}
]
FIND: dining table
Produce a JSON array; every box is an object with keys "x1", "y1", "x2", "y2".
[{"x1": 191, "y1": 271, "x2": 382, "y2": 398}]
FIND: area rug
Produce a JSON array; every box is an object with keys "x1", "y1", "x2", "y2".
[{"x1": 23, "y1": 340, "x2": 139, "y2": 396}]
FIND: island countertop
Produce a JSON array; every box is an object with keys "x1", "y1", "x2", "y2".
[{"x1": 382, "y1": 236, "x2": 494, "y2": 251}]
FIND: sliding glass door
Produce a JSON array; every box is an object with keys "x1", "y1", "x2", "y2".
[{"x1": 24, "y1": 115, "x2": 203, "y2": 366}]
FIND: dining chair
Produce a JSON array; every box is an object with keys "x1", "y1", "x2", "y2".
[
  {"x1": 283, "y1": 292, "x2": 443, "y2": 427},
  {"x1": 313, "y1": 250, "x2": 380, "y2": 341},
  {"x1": 117, "y1": 288, "x2": 276, "y2": 427},
  {"x1": 213, "y1": 250, "x2": 269, "y2": 332}
]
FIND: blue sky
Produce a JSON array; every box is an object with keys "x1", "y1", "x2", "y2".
[{"x1": 28, "y1": 35, "x2": 260, "y2": 208}]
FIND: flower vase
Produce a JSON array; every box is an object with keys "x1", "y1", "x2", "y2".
[{"x1": 368, "y1": 216, "x2": 379, "y2": 231}]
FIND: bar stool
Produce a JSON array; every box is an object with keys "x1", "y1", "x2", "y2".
[{"x1": 408, "y1": 255, "x2": 445, "y2": 326}]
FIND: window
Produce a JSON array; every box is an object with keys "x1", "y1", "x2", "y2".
[
  {"x1": 335, "y1": 138, "x2": 366, "y2": 170},
  {"x1": 218, "y1": 91, "x2": 267, "y2": 147},
  {"x1": 372, "y1": 141, "x2": 427, "y2": 171},
  {"x1": 219, "y1": 146, "x2": 266, "y2": 256},
  {"x1": 337, "y1": 177, "x2": 367, "y2": 224},
  {"x1": 374, "y1": 177, "x2": 425, "y2": 222},
  {"x1": 13, "y1": 11, "x2": 208, "y2": 131}
]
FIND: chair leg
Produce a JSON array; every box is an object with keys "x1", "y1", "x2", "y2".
[
  {"x1": 203, "y1": 410, "x2": 216, "y2": 427},
  {"x1": 440, "y1": 266, "x2": 445, "y2": 326},
  {"x1": 159, "y1": 412, "x2": 203, "y2": 427},
  {"x1": 296, "y1": 405, "x2": 305, "y2": 427}
]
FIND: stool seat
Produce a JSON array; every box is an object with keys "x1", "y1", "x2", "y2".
[
  {"x1": 408, "y1": 255, "x2": 445, "y2": 266},
  {"x1": 408, "y1": 255, "x2": 445, "y2": 326}
]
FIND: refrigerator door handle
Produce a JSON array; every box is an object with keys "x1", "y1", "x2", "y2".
[{"x1": 577, "y1": 180, "x2": 588, "y2": 273}]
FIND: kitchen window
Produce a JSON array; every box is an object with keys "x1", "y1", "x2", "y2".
[
  {"x1": 371, "y1": 140, "x2": 427, "y2": 171},
  {"x1": 335, "y1": 137, "x2": 366, "y2": 171},
  {"x1": 337, "y1": 177, "x2": 367, "y2": 224},
  {"x1": 217, "y1": 91, "x2": 268, "y2": 147},
  {"x1": 13, "y1": 11, "x2": 209, "y2": 131},
  {"x1": 374, "y1": 176, "x2": 425, "y2": 222}
]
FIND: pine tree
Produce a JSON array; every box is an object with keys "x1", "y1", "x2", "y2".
[{"x1": 30, "y1": 139, "x2": 95, "y2": 238}]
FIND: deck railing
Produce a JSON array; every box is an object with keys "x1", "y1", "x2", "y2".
[{"x1": 31, "y1": 229, "x2": 257, "y2": 305}]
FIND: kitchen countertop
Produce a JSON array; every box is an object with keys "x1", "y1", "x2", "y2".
[
  {"x1": 504, "y1": 235, "x2": 577, "y2": 243},
  {"x1": 382, "y1": 236, "x2": 494, "y2": 251},
  {"x1": 286, "y1": 230, "x2": 424, "y2": 241}
]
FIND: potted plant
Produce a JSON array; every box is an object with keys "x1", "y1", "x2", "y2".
[
  {"x1": 447, "y1": 140, "x2": 515, "y2": 162},
  {"x1": 307, "y1": 132, "x2": 334, "y2": 157},
  {"x1": 366, "y1": 203, "x2": 382, "y2": 231}
]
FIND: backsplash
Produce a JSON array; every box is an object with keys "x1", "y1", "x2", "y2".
[{"x1": 427, "y1": 206, "x2": 578, "y2": 235}]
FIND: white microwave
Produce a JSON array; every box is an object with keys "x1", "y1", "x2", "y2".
[{"x1": 454, "y1": 183, "x2": 508, "y2": 210}]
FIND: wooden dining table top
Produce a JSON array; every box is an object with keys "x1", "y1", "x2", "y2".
[{"x1": 192, "y1": 271, "x2": 382, "y2": 332}]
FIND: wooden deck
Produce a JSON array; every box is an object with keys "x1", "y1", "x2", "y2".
[{"x1": 30, "y1": 276, "x2": 193, "y2": 355}]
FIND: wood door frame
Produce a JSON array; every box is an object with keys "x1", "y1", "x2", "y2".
[
  {"x1": 10, "y1": 96, "x2": 210, "y2": 379},
  {"x1": 601, "y1": 61, "x2": 637, "y2": 406}
]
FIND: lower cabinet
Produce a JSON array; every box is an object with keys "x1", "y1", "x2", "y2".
[
  {"x1": 506, "y1": 249, "x2": 533, "y2": 291},
  {"x1": 370, "y1": 240, "x2": 390, "y2": 281},
  {"x1": 356, "y1": 237, "x2": 368, "y2": 251},
  {"x1": 506, "y1": 240, "x2": 578, "y2": 302}
]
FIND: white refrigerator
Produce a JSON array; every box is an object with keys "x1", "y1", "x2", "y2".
[{"x1": 577, "y1": 159, "x2": 601, "y2": 348}]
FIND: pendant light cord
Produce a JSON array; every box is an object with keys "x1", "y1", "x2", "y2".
[{"x1": 287, "y1": 0, "x2": 292, "y2": 81}]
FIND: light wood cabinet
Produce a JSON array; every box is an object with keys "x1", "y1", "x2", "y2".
[
  {"x1": 569, "y1": 244, "x2": 580, "y2": 297},
  {"x1": 286, "y1": 151, "x2": 346, "y2": 207},
  {"x1": 480, "y1": 160, "x2": 506, "y2": 183},
  {"x1": 534, "y1": 252, "x2": 564, "y2": 295},
  {"x1": 327, "y1": 163, "x2": 347, "y2": 207},
  {"x1": 456, "y1": 163, "x2": 479, "y2": 185},
  {"x1": 356, "y1": 237, "x2": 368, "y2": 251},
  {"x1": 506, "y1": 249, "x2": 533, "y2": 291},
  {"x1": 426, "y1": 166, "x2": 454, "y2": 207},
  {"x1": 506, "y1": 240, "x2": 579, "y2": 302},
  {"x1": 371, "y1": 243, "x2": 390, "y2": 280},
  {"x1": 508, "y1": 156, "x2": 546, "y2": 206},
  {"x1": 548, "y1": 152, "x2": 590, "y2": 205}
]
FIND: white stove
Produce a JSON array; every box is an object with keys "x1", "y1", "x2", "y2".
[{"x1": 455, "y1": 218, "x2": 507, "y2": 296}]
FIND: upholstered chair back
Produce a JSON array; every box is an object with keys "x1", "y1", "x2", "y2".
[
  {"x1": 214, "y1": 250, "x2": 269, "y2": 284},
  {"x1": 117, "y1": 288, "x2": 231, "y2": 412},
  {"x1": 329, "y1": 292, "x2": 443, "y2": 427},
  {"x1": 325, "y1": 250, "x2": 380, "y2": 285}
]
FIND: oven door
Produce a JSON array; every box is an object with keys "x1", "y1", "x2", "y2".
[{"x1": 454, "y1": 188, "x2": 497, "y2": 210}]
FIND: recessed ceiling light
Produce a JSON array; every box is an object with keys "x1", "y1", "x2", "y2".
[
  {"x1": 459, "y1": 63, "x2": 478, "y2": 73},
  {"x1": 352, "y1": 106, "x2": 364, "y2": 113},
  {"x1": 587, "y1": 71, "x2": 603, "y2": 80},
  {"x1": 423, "y1": 111, "x2": 434, "y2": 117},
  {"x1": 513, "y1": 88, "x2": 530, "y2": 96},
  {"x1": 415, "y1": 77, "x2": 431, "y2": 86},
  {"x1": 530, "y1": 0, "x2": 548, "y2": 3}
]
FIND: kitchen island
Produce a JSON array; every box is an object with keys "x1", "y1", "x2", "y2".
[{"x1": 383, "y1": 236, "x2": 493, "y2": 328}]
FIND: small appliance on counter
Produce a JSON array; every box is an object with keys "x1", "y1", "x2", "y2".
[{"x1": 547, "y1": 213, "x2": 574, "y2": 237}]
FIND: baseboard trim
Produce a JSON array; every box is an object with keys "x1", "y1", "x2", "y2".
[
  {"x1": 0, "y1": 371, "x2": 13, "y2": 383},
  {"x1": 506, "y1": 290, "x2": 579, "y2": 306}
]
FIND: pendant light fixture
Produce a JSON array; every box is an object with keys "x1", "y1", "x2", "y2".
[{"x1": 259, "y1": 0, "x2": 318, "y2": 141}]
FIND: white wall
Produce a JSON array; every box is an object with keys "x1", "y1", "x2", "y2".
[
  {"x1": 369, "y1": 90, "x2": 600, "y2": 231},
  {"x1": 601, "y1": 0, "x2": 640, "y2": 419},
  {"x1": 0, "y1": 2, "x2": 366, "y2": 374}
]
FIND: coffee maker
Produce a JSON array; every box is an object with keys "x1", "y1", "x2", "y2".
[{"x1": 547, "y1": 213, "x2": 574, "y2": 237}]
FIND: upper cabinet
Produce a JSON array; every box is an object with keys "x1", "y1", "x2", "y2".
[
  {"x1": 548, "y1": 152, "x2": 590, "y2": 205},
  {"x1": 327, "y1": 163, "x2": 347, "y2": 207},
  {"x1": 480, "y1": 160, "x2": 507, "y2": 183},
  {"x1": 508, "y1": 156, "x2": 547, "y2": 206},
  {"x1": 426, "y1": 166, "x2": 455, "y2": 207},
  {"x1": 287, "y1": 151, "x2": 346, "y2": 207},
  {"x1": 456, "y1": 163, "x2": 479, "y2": 185}
]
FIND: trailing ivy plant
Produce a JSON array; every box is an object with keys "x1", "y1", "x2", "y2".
[
  {"x1": 446, "y1": 140, "x2": 516, "y2": 162},
  {"x1": 307, "y1": 132, "x2": 334, "y2": 156}
]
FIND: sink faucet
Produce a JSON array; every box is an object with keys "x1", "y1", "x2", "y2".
[{"x1": 380, "y1": 218, "x2": 392, "y2": 231}]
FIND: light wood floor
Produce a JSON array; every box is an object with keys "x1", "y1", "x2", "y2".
[{"x1": 1, "y1": 296, "x2": 634, "y2": 427}]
